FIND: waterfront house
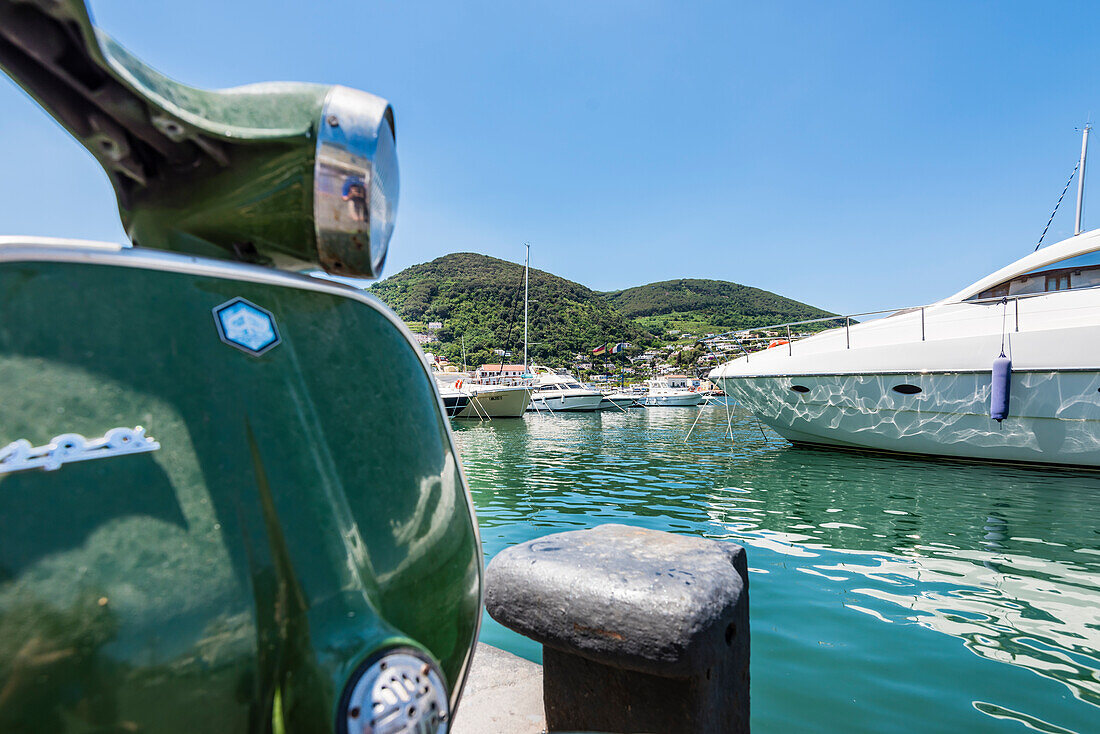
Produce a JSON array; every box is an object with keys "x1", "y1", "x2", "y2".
[
  {"x1": 665, "y1": 374, "x2": 701, "y2": 389},
  {"x1": 475, "y1": 363, "x2": 528, "y2": 385}
]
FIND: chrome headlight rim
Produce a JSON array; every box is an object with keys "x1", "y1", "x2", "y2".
[
  {"x1": 313, "y1": 85, "x2": 399, "y2": 280},
  {"x1": 336, "y1": 646, "x2": 450, "y2": 734}
]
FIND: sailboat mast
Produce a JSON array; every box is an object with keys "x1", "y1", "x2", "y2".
[
  {"x1": 524, "y1": 242, "x2": 530, "y2": 370},
  {"x1": 1075, "y1": 123, "x2": 1091, "y2": 236}
]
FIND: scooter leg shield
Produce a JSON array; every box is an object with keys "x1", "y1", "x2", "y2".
[{"x1": 0, "y1": 246, "x2": 481, "y2": 733}]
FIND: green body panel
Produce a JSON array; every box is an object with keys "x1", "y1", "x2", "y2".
[
  {"x1": 95, "y1": 34, "x2": 327, "y2": 140},
  {"x1": 0, "y1": 255, "x2": 481, "y2": 733},
  {"x1": 125, "y1": 140, "x2": 319, "y2": 267},
  {"x1": 100, "y1": 29, "x2": 329, "y2": 266}
]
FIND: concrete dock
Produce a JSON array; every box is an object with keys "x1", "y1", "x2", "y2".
[{"x1": 452, "y1": 643, "x2": 546, "y2": 734}]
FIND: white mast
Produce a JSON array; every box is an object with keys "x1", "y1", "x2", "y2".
[
  {"x1": 523, "y1": 242, "x2": 530, "y2": 370},
  {"x1": 1075, "y1": 123, "x2": 1091, "y2": 236}
]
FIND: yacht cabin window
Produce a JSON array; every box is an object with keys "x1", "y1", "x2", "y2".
[{"x1": 971, "y1": 249, "x2": 1100, "y2": 300}]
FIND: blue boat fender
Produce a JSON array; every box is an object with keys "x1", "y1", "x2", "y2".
[{"x1": 990, "y1": 355, "x2": 1012, "y2": 422}]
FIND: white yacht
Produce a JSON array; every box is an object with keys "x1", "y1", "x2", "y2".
[
  {"x1": 527, "y1": 370, "x2": 604, "y2": 412},
  {"x1": 642, "y1": 376, "x2": 705, "y2": 407},
  {"x1": 709, "y1": 228, "x2": 1100, "y2": 466},
  {"x1": 433, "y1": 372, "x2": 531, "y2": 418}
]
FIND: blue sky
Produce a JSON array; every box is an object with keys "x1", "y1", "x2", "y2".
[{"x1": 1, "y1": 1, "x2": 1097, "y2": 314}]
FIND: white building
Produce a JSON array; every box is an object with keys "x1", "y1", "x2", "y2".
[
  {"x1": 475, "y1": 364, "x2": 528, "y2": 385},
  {"x1": 665, "y1": 374, "x2": 700, "y2": 388}
]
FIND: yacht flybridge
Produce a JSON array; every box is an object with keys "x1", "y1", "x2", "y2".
[{"x1": 711, "y1": 127, "x2": 1100, "y2": 466}]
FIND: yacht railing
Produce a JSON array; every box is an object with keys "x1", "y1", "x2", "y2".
[{"x1": 701, "y1": 284, "x2": 1100, "y2": 362}]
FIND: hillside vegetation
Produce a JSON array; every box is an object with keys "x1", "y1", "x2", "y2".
[
  {"x1": 370, "y1": 254, "x2": 835, "y2": 368},
  {"x1": 370, "y1": 253, "x2": 652, "y2": 366},
  {"x1": 602, "y1": 279, "x2": 835, "y2": 332}
]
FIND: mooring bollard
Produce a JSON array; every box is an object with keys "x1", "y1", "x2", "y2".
[{"x1": 485, "y1": 523, "x2": 749, "y2": 733}]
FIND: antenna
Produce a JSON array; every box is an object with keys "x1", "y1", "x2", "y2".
[
  {"x1": 524, "y1": 243, "x2": 530, "y2": 371},
  {"x1": 1075, "y1": 122, "x2": 1091, "y2": 235}
]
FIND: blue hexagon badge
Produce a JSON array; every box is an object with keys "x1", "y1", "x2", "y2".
[{"x1": 213, "y1": 298, "x2": 281, "y2": 356}]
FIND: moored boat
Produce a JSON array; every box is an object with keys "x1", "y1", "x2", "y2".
[
  {"x1": 527, "y1": 369, "x2": 604, "y2": 412},
  {"x1": 459, "y1": 383, "x2": 532, "y2": 418},
  {"x1": 710, "y1": 226, "x2": 1100, "y2": 466},
  {"x1": 642, "y1": 376, "x2": 705, "y2": 406},
  {"x1": 434, "y1": 369, "x2": 532, "y2": 418}
]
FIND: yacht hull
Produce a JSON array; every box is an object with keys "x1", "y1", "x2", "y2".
[
  {"x1": 599, "y1": 395, "x2": 638, "y2": 410},
  {"x1": 441, "y1": 393, "x2": 470, "y2": 418},
  {"x1": 528, "y1": 394, "x2": 604, "y2": 412},
  {"x1": 455, "y1": 385, "x2": 531, "y2": 418},
  {"x1": 717, "y1": 371, "x2": 1100, "y2": 466},
  {"x1": 642, "y1": 393, "x2": 705, "y2": 407}
]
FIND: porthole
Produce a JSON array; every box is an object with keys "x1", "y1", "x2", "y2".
[
  {"x1": 892, "y1": 384, "x2": 922, "y2": 395},
  {"x1": 790, "y1": 385, "x2": 810, "y2": 393}
]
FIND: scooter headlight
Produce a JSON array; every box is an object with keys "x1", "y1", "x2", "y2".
[
  {"x1": 338, "y1": 648, "x2": 450, "y2": 734},
  {"x1": 314, "y1": 86, "x2": 400, "y2": 279}
]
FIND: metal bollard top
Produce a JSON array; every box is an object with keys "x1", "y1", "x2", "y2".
[{"x1": 485, "y1": 523, "x2": 747, "y2": 677}]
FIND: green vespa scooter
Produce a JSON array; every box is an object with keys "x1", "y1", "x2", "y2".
[{"x1": 0, "y1": 2, "x2": 481, "y2": 732}]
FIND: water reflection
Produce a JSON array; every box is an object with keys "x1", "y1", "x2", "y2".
[
  {"x1": 724, "y1": 371, "x2": 1100, "y2": 463},
  {"x1": 452, "y1": 407, "x2": 1100, "y2": 733}
]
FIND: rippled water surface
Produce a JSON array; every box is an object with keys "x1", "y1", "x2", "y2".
[{"x1": 451, "y1": 406, "x2": 1100, "y2": 734}]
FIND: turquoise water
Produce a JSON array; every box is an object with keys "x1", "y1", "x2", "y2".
[{"x1": 452, "y1": 407, "x2": 1100, "y2": 733}]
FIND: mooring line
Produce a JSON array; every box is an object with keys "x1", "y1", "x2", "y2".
[{"x1": 684, "y1": 407, "x2": 705, "y2": 442}]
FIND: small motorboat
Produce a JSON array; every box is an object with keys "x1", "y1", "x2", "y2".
[
  {"x1": 641, "y1": 377, "x2": 705, "y2": 407},
  {"x1": 527, "y1": 369, "x2": 604, "y2": 412}
]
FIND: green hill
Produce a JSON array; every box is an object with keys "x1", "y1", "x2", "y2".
[
  {"x1": 371, "y1": 255, "x2": 836, "y2": 368},
  {"x1": 370, "y1": 253, "x2": 653, "y2": 366},
  {"x1": 602, "y1": 278, "x2": 835, "y2": 335}
]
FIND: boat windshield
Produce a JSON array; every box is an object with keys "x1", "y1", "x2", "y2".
[{"x1": 970, "y1": 249, "x2": 1100, "y2": 300}]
